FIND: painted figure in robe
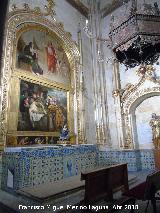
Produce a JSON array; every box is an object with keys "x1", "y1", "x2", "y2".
[{"x1": 46, "y1": 42, "x2": 57, "y2": 73}]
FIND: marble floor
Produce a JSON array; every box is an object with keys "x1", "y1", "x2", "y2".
[{"x1": 0, "y1": 170, "x2": 159, "y2": 213}]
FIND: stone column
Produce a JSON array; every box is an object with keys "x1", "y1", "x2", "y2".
[
  {"x1": 77, "y1": 26, "x2": 86, "y2": 143},
  {"x1": 88, "y1": 0, "x2": 111, "y2": 146},
  {"x1": 112, "y1": 59, "x2": 126, "y2": 148}
]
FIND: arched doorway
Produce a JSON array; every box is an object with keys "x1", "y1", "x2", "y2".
[
  {"x1": 128, "y1": 92, "x2": 160, "y2": 149},
  {"x1": 134, "y1": 96, "x2": 160, "y2": 149}
]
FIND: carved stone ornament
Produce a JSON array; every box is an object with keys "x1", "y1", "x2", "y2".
[
  {"x1": 122, "y1": 85, "x2": 160, "y2": 148},
  {"x1": 112, "y1": 89, "x2": 121, "y2": 97},
  {"x1": 112, "y1": 64, "x2": 160, "y2": 149},
  {"x1": 136, "y1": 64, "x2": 160, "y2": 84},
  {"x1": 10, "y1": 0, "x2": 56, "y2": 18},
  {"x1": 120, "y1": 65, "x2": 160, "y2": 104},
  {"x1": 0, "y1": 4, "x2": 84, "y2": 149}
]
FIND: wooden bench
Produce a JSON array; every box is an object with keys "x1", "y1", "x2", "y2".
[
  {"x1": 81, "y1": 163, "x2": 134, "y2": 211},
  {"x1": 124, "y1": 170, "x2": 160, "y2": 213}
]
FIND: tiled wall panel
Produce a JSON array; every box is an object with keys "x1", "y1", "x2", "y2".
[
  {"x1": 98, "y1": 150, "x2": 155, "y2": 171},
  {"x1": 1, "y1": 145, "x2": 97, "y2": 190}
]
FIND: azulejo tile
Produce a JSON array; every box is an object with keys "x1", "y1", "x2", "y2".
[
  {"x1": 2, "y1": 146, "x2": 155, "y2": 191},
  {"x1": 97, "y1": 149, "x2": 155, "y2": 171},
  {"x1": 2, "y1": 145, "x2": 97, "y2": 190}
]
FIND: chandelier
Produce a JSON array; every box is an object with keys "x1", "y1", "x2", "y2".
[{"x1": 83, "y1": 0, "x2": 160, "y2": 69}]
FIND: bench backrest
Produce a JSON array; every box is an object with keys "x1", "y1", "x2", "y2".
[
  {"x1": 109, "y1": 163, "x2": 129, "y2": 192},
  {"x1": 144, "y1": 170, "x2": 160, "y2": 200},
  {"x1": 81, "y1": 163, "x2": 129, "y2": 204}
]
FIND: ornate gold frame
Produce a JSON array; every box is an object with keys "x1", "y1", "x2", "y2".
[{"x1": 0, "y1": 8, "x2": 83, "y2": 149}]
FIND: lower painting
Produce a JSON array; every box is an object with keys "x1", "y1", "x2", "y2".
[
  {"x1": 7, "y1": 135, "x2": 59, "y2": 146},
  {"x1": 18, "y1": 80, "x2": 68, "y2": 132}
]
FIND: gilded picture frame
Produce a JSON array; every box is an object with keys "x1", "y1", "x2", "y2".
[{"x1": 5, "y1": 23, "x2": 76, "y2": 147}]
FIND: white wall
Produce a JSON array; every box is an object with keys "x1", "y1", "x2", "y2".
[
  {"x1": 135, "y1": 96, "x2": 160, "y2": 149},
  {"x1": 100, "y1": 9, "x2": 119, "y2": 149}
]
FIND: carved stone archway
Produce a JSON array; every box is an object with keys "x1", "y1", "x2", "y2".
[{"x1": 122, "y1": 87, "x2": 160, "y2": 149}]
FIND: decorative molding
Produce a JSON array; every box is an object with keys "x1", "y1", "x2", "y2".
[
  {"x1": 112, "y1": 89, "x2": 121, "y2": 97},
  {"x1": 7, "y1": 131, "x2": 60, "y2": 137},
  {"x1": 121, "y1": 77, "x2": 145, "y2": 103},
  {"x1": 13, "y1": 70, "x2": 70, "y2": 91},
  {"x1": 123, "y1": 87, "x2": 160, "y2": 149},
  {"x1": 11, "y1": 0, "x2": 56, "y2": 19},
  {"x1": 123, "y1": 87, "x2": 160, "y2": 115},
  {"x1": 121, "y1": 65, "x2": 160, "y2": 105},
  {"x1": 136, "y1": 64, "x2": 160, "y2": 85},
  {"x1": 66, "y1": 0, "x2": 89, "y2": 18},
  {"x1": 113, "y1": 64, "x2": 160, "y2": 149}
]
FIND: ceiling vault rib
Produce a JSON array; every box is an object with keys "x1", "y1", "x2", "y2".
[
  {"x1": 66, "y1": 0, "x2": 89, "y2": 17},
  {"x1": 101, "y1": 0, "x2": 130, "y2": 18}
]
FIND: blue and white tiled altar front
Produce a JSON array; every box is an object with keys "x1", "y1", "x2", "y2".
[
  {"x1": 1, "y1": 145, "x2": 97, "y2": 190},
  {"x1": 1, "y1": 145, "x2": 155, "y2": 191}
]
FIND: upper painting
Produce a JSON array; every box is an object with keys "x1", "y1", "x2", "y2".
[{"x1": 16, "y1": 29, "x2": 70, "y2": 85}]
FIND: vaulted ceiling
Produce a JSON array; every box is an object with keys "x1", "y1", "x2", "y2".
[
  {"x1": 66, "y1": 0, "x2": 130, "y2": 17},
  {"x1": 100, "y1": 0, "x2": 130, "y2": 17}
]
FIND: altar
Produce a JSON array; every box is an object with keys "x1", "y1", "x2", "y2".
[{"x1": 1, "y1": 145, "x2": 97, "y2": 191}]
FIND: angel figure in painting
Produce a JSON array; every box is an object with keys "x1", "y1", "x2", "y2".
[{"x1": 46, "y1": 42, "x2": 57, "y2": 73}]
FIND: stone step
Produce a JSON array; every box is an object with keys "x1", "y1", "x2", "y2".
[{"x1": 0, "y1": 174, "x2": 138, "y2": 213}]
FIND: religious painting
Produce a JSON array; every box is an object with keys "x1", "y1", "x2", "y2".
[
  {"x1": 16, "y1": 29, "x2": 70, "y2": 85},
  {"x1": 18, "y1": 80, "x2": 68, "y2": 132},
  {"x1": 6, "y1": 135, "x2": 59, "y2": 146}
]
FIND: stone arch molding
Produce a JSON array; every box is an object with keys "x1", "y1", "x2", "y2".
[
  {"x1": 122, "y1": 86, "x2": 160, "y2": 149},
  {"x1": 0, "y1": 10, "x2": 83, "y2": 149}
]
